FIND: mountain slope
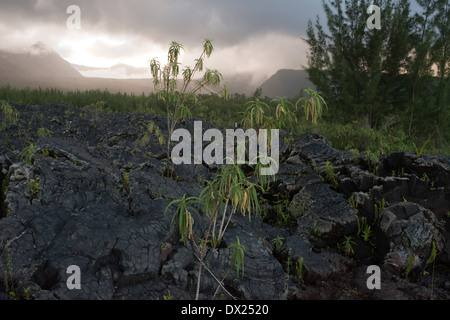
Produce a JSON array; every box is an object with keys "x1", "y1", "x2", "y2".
[
  {"x1": 0, "y1": 42, "x2": 254, "y2": 95},
  {"x1": 71, "y1": 63, "x2": 149, "y2": 79},
  {"x1": 0, "y1": 43, "x2": 153, "y2": 94},
  {"x1": 0, "y1": 42, "x2": 82, "y2": 79},
  {"x1": 259, "y1": 69, "x2": 315, "y2": 98}
]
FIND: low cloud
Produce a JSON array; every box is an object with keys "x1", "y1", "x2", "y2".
[{"x1": 0, "y1": 0, "x2": 323, "y2": 80}]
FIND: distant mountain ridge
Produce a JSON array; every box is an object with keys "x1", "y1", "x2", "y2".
[
  {"x1": 0, "y1": 42, "x2": 82, "y2": 79},
  {"x1": 258, "y1": 69, "x2": 315, "y2": 98},
  {"x1": 0, "y1": 42, "x2": 154, "y2": 94},
  {"x1": 0, "y1": 42, "x2": 257, "y2": 95},
  {"x1": 0, "y1": 42, "x2": 313, "y2": 98},
  {"x1": 71, "y1": 63, "x2": 150, "y2": 79}
]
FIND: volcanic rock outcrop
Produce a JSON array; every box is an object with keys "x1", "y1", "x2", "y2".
[{"x1": 0, "y1": 103, "x2": 449, "y2": 300}]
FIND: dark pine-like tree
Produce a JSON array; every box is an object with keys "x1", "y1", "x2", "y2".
[
  {"x1": 305, "y1": 0, "x2": 398, "y2": 127},
  {"x1": 305, "y1": 0, "x2": 449, "y2": 149}
]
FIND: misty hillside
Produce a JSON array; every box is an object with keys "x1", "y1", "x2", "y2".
[
  {"x1": 0, "y1": 42, "x2": 82, "y2": 79},
  {"x1": 0, "y1": 42, "x2": 315, "y2": 98},
  {"x1": 0, "y1": 42, "x2": 258, "y2": 96},
  {"x1": 0, "y1": 43, "x2": 152, "y2": 95},
  {"x1": 71, "y1": 64, "x2": 257, "y2": 96},
  {"x1": 259, "y1": 69, "x2": 315, "y2": 98},
  {"x1": 71, "y1": 63, "x2": 149, "y2": 79}
]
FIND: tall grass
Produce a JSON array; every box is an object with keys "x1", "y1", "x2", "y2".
[
  {"x1": 1, "y1": 85, "x2": 448, "y2": 157},
  {"x1": 0, "y1": 85, "x2": 164, "y2": 114}
]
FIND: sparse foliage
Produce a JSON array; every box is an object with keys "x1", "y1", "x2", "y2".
[
  {"x1": 304, "y1": 0, "x2": 449, "y2": 151},
  {"x1": 150, "y1": 39, "x2": 228, "y2": 175},
  {"x1": 1, "y1": 101, "x2": 19, "y2": 131},
  {"x1": 228, "y1": 237, "x2": 246, "y2": 279}
]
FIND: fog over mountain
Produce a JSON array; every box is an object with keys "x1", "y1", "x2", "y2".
[
  {"x1": 0, "y1": 42, "x2": 82, "y2": 79},
  {"x1": 0, "y1": 42, "x2": 153, "y2": 94},
  {"x1": 71, "y1": 63, "x2": 149, "y2": 79},
  {"x1": 0, "y1": 42, "x2": 310, "y2": 97},
  {"x1": 0, "y1": 0, "x2": 324, "y2": 89},
  {"x1": 259, "y1": 69, "x2": 315, "y2": 98},
  {"x1": 0, "y1": 1, "x2": 424, "y2": 97}
]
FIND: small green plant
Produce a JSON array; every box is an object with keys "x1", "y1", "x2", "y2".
[
  {"x1": 413, "y1": 140, "x2": 430, "y2": 158},
  {"x1": 361, "y1": 224, "x2": 373, "y2": 242},
  {"x1": 350, "y1": 149, "x2": 360, "y2": 164},
  {"x1": 241, "y1": 98, "x2": 268, "y2": 129},
  {"x1": 374, "y1": 198, "x2": 386, "y2": 225},
  {"x1": 260, "y1": 204, "x2": 269, "y2": 220},
  {"x1": 27, "y1": 177, "x2": 40, "y2": 197},
  {"x1": 228, "y1": 236, "x2": 246, "y2": 279},
  {"x1": 117, "y1": 184, "x2": 126, "y2": 196},
  {"x1": 164, "y1": 194, "x2": 199, "y2": 245},
  {"x1": 211, "y1": 237, "x2": 247, "y2": 300},
  {"x1": 356, "y1": 215, "x2": 366, "y2": 236},
  {"x1": 0, "y1": 100, "x2": 19, "y2": 131},
  {"x1": 147, "y1": 120, "x2": 155, "y2": 134},
  {"x1": 131, "y1": 143, "x2": 140, "y2": 154},
  {"x1": 356, "y1": 215, "x2": 373, "y2": 241},
  {"x1": 364, "y1": 151, "x2": 380, "y2": 175},
  {"x1": 403, "y1": 251, "x2": 415, "y2": 279},
  {"x1": 2, "y1": 252, "x2": 30, "y2": 299},
  {"x1": 287, "y1": 200, "x2": 304, "y2": 218},
  {"x1": 3, "y1": 252, "x2": 15, "y2": 299},
  {"x1": 199, "y1": 162, "x2": 260, "y2": 248},
  {"x1": 160, "y1": 242, "x2": 169, "y2": 250},
  {"x1": 349, "y1": 194, "x2": 359, "y2": 209},
  {"x1": 139, "y1": 132, "x2": 150, "y2": 147},
  {"x1": 272, "y1": 194, "x2": 296, "y2": 226},
  {"x1": 425, "y1": 240, "x2": 437, "y2": 299},
  {"x1": 196, "y1": 174, "x2": 205, "y2": 185},
  {"x1": 271, "y1": 236, "x2": 285, "y2": 250},
  {"x1": 123, "y1": 171, "x2": 130, "y2": 186},
  {"x1": 154, "y1": 126, "x2": 165, "y2": 146},
  {"x1": 36, "y1": 127, "x2": 53, "y2": 138},
  {"x1": 420, "y1": 173, "x2": 435, "y2": 187},
  {"x1": 300, "y1": 88, "x2": 328, "y2": 125},
  {"x1": 421, "y1": 172, "x2": 430, "y2": 183},
  {"x1": 284, "y1": 136, "x2": 294, "y2": 145},
  {"x1": 285, "y1": 257, "x2": 293, "y2": 278},
  {"x1": 323, "y1": 161, "x2": 339, "y2": 189},
  {"x1": 176, "y1": 104, "x2": 193, "y2": 122},
  {"x1": 20, "y1": 143, "x2": 35, "y2": 165},
  {"x1": 311, "y1": 159, "x2": 319, "y2": 173},
  {"x1": 65, "y1": 109, "x2": 75, "y2": 117},
  {"x1": 163, "y1": 290, "x2": 172, "y2": 300},
  {"x1": 155, "y1": 187, "x2": 163, "y2": 199},
  {"x1": 252, "y1": 158, "x2": 277, "y2": 193},
  {"x1": 341, "y1": 236, "x2": 356, "y2": 257},
  {"x1": 241, "y1": 88, "x2": 326, "y2": 131},
  {"x1": 313, "y1": 220, "x2": 322, "y2": 237},
  {"x1": 23, "y1": 287, "x2": 32, "y2": 300},
  {"x1": 296, "y1": 258, "x2": 304, "y2": 280}
]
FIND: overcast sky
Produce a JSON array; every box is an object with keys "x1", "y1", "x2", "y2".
[{"x1": 0, "y1": 0, "x2": 324, "y2": 83}]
